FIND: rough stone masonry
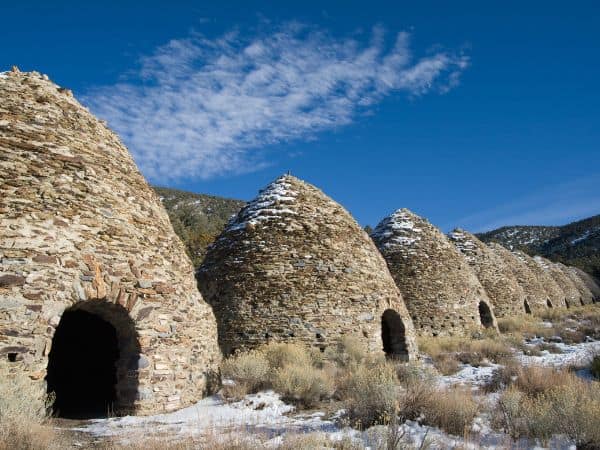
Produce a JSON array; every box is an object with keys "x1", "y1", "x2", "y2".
[
  {"x1": 372, "y1": 209, "x2": 498, "y2": 337},
  {"x1": 0, "y1": 68, "x2": 221, "y2": 415},
  {"x1": 198, "y1": 175, "x2": 418, "y2": 360}
]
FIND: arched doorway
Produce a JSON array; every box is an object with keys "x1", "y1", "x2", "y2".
[
  {"x1": 547, "y1": 299, "x2": 553, "y2": 308},
  {"x1": 381, "y1": 309, "x2": 409, "y2": 361},
  {"x1": 524, "y1": 300, "x2": 531, "y2": 314},
  {"x1": 478, "y1": 301, "x2": 494, "y2": 328},
  {"x1": 46, "y1": 302, "x2": 139, "y2": 418},
  {"x1": 565, "y1": 299, "x2": 570, "y2": 309}
]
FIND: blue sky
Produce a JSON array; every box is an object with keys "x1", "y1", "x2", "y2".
[{"x1": 2, "y1": 1, "x2": 599, "y2": 231}]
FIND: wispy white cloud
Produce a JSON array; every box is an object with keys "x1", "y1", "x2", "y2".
[
  {"x1": 85, "y1": 23, "x2": 468, "y2": 182},
  {"x1": 449, "y1": 175, "x2": 600, "y2": 232}
]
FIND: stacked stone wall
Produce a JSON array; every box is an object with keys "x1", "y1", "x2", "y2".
[{"x1": 0, "y1": 68, "x2": 221, "y2": 415}]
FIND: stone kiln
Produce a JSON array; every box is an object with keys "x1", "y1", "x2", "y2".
[
  {"x1": 557, "y1": 263, "x2": 593, "y2": 305},
  {"x1": 513, "y1": 251, "x2": 567, "y2": 308},
  {"x1": 198, "y1": 175, "x2": 418, "y2": 360},
  {"x1": 487, "y1": 243, "x2": 548, "y2": 313},
  {"x1": 533, "y1": 256, "x2": 579, "y2": 308},
  {"x1": 0, "y1": 68, "x2": 221, "y2": 417},
  {"x1": 448, "y1": 229, "x2": 526, "y2": 317},
  {"x1": 570, "y1": 267, "x2": 600, "y2": 302},
  {"x1": 371, "y1": 209, "x2": 498, "y2": 337}
]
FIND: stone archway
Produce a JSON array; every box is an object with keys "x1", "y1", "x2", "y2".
[
  {"x1": 547, "y1": 299, "x2": 553, "y2": 308},
  {"x1": 46, "y1": 301, "x2": 140, "y2": 418},
  {"x1": 524, "y1": 300, "x2": 532, "y2": 314},
  {"x1": 565, "y1": 299, "x2": 570, "y2": 309},
  {"x1": 381, "y1": 309, "x2": 409, "y2": 361},
  {"x1": 478, "y1": 301, "x2": 494, "y2": 328}
]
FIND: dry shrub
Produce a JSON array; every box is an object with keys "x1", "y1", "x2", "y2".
[
  {"x1": 497, "y1": 316, "x2": 553, "y2": 338},
  {"x1": 261, "y1": 342, "x2": 312, "y2": 371},
  {"x1": 272, "y1": 364, "x2": 334, "y2": 407},
  {"x1": 424, "y1": 387, "x2": 480, "y2": 436},
  {"x1": 339, "y1": 360, "x2": 398, "y2": 427},
  {"x1": 325, "y1": 335, "x2": 368, "y2": 367},
  {"x1": 277, "y1": 432, "x2": 363, "y2": 450},
  {"x1": 512, "y1": 365, "x2": 572, "y2": 397},
  {"x1": 221, "y1": 349, "x2": 269, "y2": 396},
  {"x1": 397, "y1": 374, "x2": 436, "y2": 422},
  {"x1": 590, "y1": 353, "x2": 600, "y2": 380},
  {"x1": 495, "y1": 376, "x2": 600, "y2": 448},
  {"x1": 418, "y1": 335, "x2": 513, "y2": 371},
  {"x1": 0, "y1": 365, "x2": 64, "y2": 450},
  {"x1": 431, "y1": 353, "x2": 460, "y2": 375},
  {"x1": 484, "y1": 362, "x2": 521, "y2": 393}
]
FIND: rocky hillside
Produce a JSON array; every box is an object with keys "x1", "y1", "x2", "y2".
[
  {"x1": 477, "y1": 214, "x2": 600, "y2": 279},
  {"x1": 152, "y1": 187, "x2": 245, "y2": 266}
]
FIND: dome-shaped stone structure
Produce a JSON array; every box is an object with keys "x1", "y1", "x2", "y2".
[
  {"x1": 197, "y1": 175, "x2": 417, "y2": 360},
  {"x1": 533, "y1": 256, "x2": 578, "y2": 308},
  {"x1": 512, "y1": 251, "x2": 566, "y2": 308},
  {"x1": 0, "y1": 69, "x2": 221, "y2": 417},
  {"x1": 448, "y1": 229, "x2": 526, "y2": 317},
  {"x1": 570, "y1": 267, "x2": 600, "y2": 302},
  {"x1": 487, "y1": 243, "x2": 548, "y2": 313},
  {"x1": 371, "y1": 209, "x2": 498, "y2": 337},
  {"x1": 559, "y1": 264, "x2": 593, "y2": 305}
]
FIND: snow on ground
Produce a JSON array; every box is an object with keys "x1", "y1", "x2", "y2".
[
  {"x1": 518, "y1": 338, "x2": 599, "y2": 368},
  {"x1": 74, "y1": 340, "x2": 598, "y2": 449},
  {"x1": 75, "y1": 391, "x2": 336, "y2": 442}
]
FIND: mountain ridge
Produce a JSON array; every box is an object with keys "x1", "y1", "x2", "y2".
[{"x1": 477, "y1": 214, "x2": 600, "y2": 279}]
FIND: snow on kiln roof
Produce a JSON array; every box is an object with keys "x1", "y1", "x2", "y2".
[
  {"x1": 371, "y1": 208, "x2": 422, "y2": 248},
  {"x1": 448, "y1": 229, "x2": 479, "y2": 261},
  {"x1": 227, "y1": 174, "x2": 298, "y2": 231}
]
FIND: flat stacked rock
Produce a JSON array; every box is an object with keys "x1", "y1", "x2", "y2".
[
  {"x1": 570, "y1": 267, "x2": 600, "y2": 302},
  {"x1": 448, "y1": 229, "x2": 526, "y2": 317},
  {"x1": 533, "y1": 256, "x2": 580, "y2": 308},
  {"x1": 198, "y1": 175, "x2": 418, "y2": 360},
  {"x1": 512, "y1": 251, "x2": 566, "y2": 308},
  {"x1": 371, "y1": 209, "x2": 498, "y2": 337},
  {"x1": 487, "y1": 243, "x2": 548, "y2": 312},
  {"x1": 0, "y1": 68, "x2": 221, "y2": 415},
  {"x1": 559, "y1": 264, "x2": 594, "y2": 305}
]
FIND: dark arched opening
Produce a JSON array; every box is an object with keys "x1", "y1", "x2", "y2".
[
  {"x1": 381, "y1": 309, "x2": 409, "y2": 361},
  {"x1": 565, "y1": 299, "x2": 570, "y2": 309},
  {"x1": 524, "y1": 300, "x2": 531, "y2": 314},
  {"x1": 547, "y1": 299, "x2": 553, "y2": 308},
  {"x1": 478, "y1": 302, "x2": 494, "y2": 328},
  {"x1": 46, "y1": 302, "x2": 139, "y2": 418}
]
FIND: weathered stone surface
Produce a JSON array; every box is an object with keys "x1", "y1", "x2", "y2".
[
  {"x1": 486, "y1": 243, "x2": 548, "y2": 312},
  {"x1": 372, "y1": 209, "x2": 498, "y2": 337},
  {"x1": 198, "y1": 175, "x2": 417, "y2": 360},
  {"x1": 448, "y1": 229, "x2": 526, "y2": 317},
  {"x1": 532, "y1": 256, "x2": 576, "y2": 308},
  {"x1": 570, "y1": 267, "x2": 600, "y2": 302},
  {"x1": 0, "y1": 274, "x2": 26, "y2": 287},
  {"x1": 558, "y1": 264, "x2": 594, "y2": 305},
  {"x1": 0, "y1": 70, "x2": 220, "y2": 415},
  {"x1": 512, "y1": 251, "x2": 566, "y2": 308}
]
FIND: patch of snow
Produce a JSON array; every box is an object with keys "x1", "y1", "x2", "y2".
[
  {"x1": 571, "y1": 228, "x2": 598, "y2": 245},
  {"x1": 372, "y1": 209, "x2": 422, "y2": 248},
  {"x1": 227, "y1": 175, "x2": 297, "y2": 231},
  {"x1": 0, "y1": 71, "x2": 8, "y2": 79},
  {"x1": 518, "y1": 340, "x2": 599, "y2": 368}
]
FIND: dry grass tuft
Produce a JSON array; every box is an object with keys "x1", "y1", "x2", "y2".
[
  {"x1": 495, "y1": 373, "x2": 600, "y2": 448},
  {"x1": 273, "y1": 364, "x2": 334, "y2": 407},
  {"x1": 339, "y1": 359, "x2": 398, "y2": 427},
  {"x1": 221, "y1": 349, "x2": 270, "y2": 397},
  {"x1": 261, "y1": 342, "x2": 313, "y2": 371},
  {"x1": 0, "y1": 365, "x2": 67, "y2": 450},
  {"x1": 418, "y1": 335, "x2": 514, "y2": 373}
]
